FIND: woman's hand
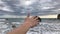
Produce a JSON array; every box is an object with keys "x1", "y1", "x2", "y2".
[{"x1": 24, "y1": 14, "x2": 40, "y2": 28}]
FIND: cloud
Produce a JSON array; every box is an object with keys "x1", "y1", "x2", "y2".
[
  {"x1": 41, "y1": 7, "x2": 54, "y2": 10},
  {"x1": 0, "y1": 14, "x2": 20, "y2": 18},
  {"x1": 0, "y1": 0, "x2": 60, "y2": 16},
  {"x1": 20, "y1": 11, "x2": 26, "y2": 14},
  {"x1": 0, "y1": 7, "x2": 14, "y2": 12},
  {"x1": 0, "y1": 0, "x2": 14, "y2": 12},
  {"x1": 40, "y1": 0, "x2": 52, "y2": 3}
]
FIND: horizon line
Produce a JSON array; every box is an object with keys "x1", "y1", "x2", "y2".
[{"x1": 0, "y1": 14, "x2": 58, "y2": 18}]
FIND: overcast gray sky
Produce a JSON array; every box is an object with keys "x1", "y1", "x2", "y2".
[{"x1": 0, "y1": 0, "x2": 60, "y2": 16}]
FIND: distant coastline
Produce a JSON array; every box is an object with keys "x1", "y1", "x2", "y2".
[{"x1": 0, "y1": 14, "x2": 57, "y2": 18}]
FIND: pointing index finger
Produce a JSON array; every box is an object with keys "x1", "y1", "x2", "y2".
[{"x1": 27, "y1": 12, "x2": 30, "y2": 17}]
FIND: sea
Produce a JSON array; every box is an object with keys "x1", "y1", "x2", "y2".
[{"x1": 0, "y1": 18, "x2": 60, "y2": 34}]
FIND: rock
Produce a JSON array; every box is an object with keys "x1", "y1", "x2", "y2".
[
  {"x1": 12, "y1": 25, "x2": 16, "y2": 28},
  {"x1": 57, "y1": 14, "x2": 60, "y2": 19}
]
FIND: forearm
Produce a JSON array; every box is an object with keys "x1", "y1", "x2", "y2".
[
  {"x1": 7, "y1": 23, "x2": 31, "y2": 34},
  {"x1": 7, "y1": 16, "x2": 40, "y2": 34}
]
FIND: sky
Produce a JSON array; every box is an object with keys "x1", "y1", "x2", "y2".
[{"x1": 0, "y1": 0, "x2": 60, "y2": 16}]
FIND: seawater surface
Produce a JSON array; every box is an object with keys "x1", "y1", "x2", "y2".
[{"x1": 0, "y1": 18, "x2": 60, "y2": 34}]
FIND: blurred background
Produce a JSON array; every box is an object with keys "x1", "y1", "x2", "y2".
[{"x1": 0, "y1": 0, "x2": 60, "y2": 34}]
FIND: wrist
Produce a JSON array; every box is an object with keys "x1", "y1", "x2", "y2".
[{"x1": 23, "y1": 23, "x2": 31, "y2": 28}]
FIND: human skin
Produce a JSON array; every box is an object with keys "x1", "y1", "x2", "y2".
[{"x1": 7, "y1": 14, "x2": 40, "y2": 34}]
